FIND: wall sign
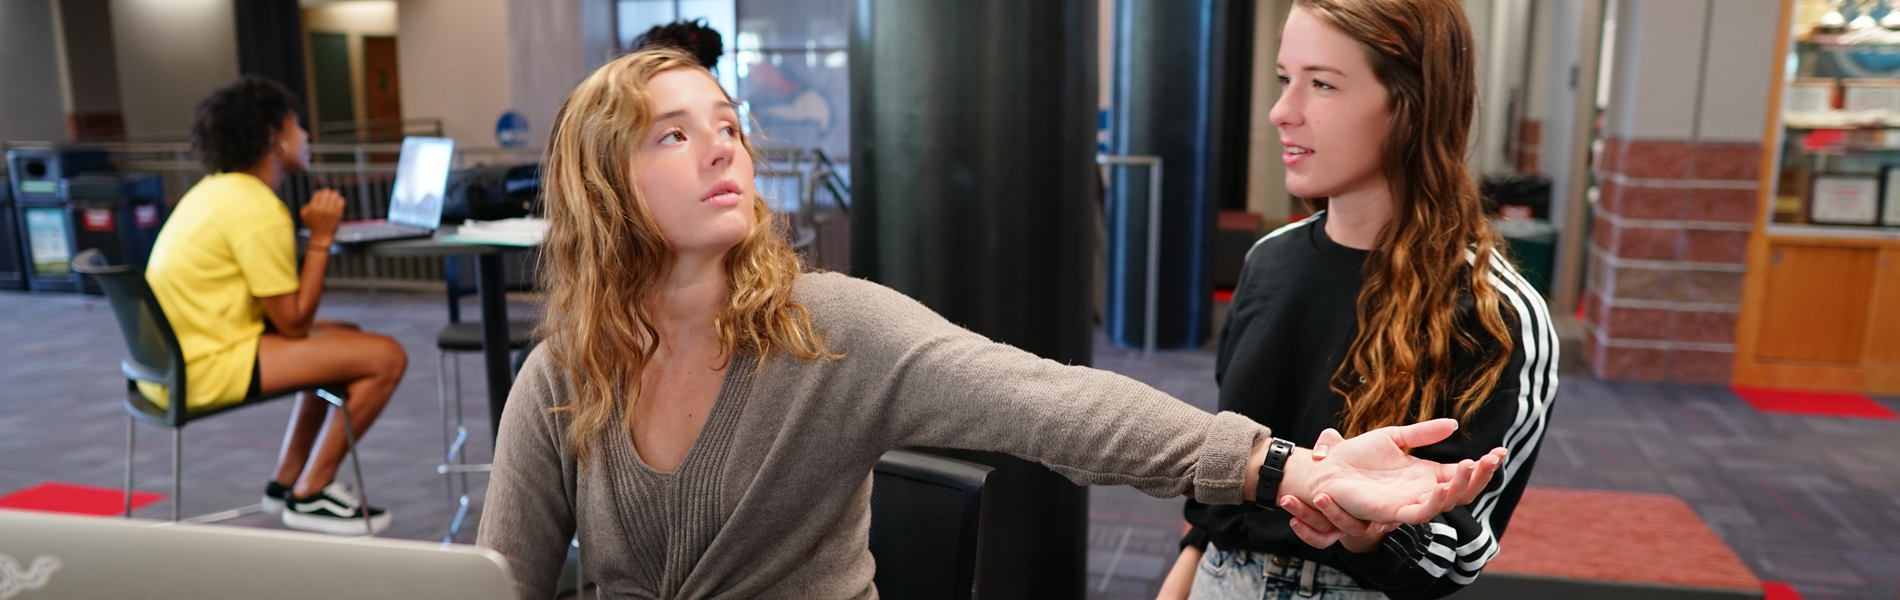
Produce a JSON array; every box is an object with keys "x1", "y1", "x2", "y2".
[{"x1": 496, "y1": 111, "x2": 531, "y2": 148}]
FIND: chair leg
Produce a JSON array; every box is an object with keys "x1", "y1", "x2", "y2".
[
  {"x1": 439, "y1": 350, "x2": 455, "y2": 542},
  {"x1": 171, "y1": 428, "x2": 182, "y2": 523},
  {"x1": 452, "y1": 353, "x2": 469, "y2": 512},
  {"x1": 447, "y1": 352, "x2": 472, "y2": 542},
  {"x1": 574, "y1": 537, "x2": 586, "y2": 599},
  {"x1": 124, "y1": 415, "x2": 135, "y2": 518},
  {"x1": 316, "y1": 389, "x2": 374, "y2": 537}
]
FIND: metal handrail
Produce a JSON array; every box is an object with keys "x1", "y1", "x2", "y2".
[{"x1": 1097, "y1": 153, "x2": 1164, "y2": 355}]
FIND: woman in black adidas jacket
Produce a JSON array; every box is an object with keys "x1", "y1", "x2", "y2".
[{"x1": 1157, "y1": 0, "x2": 1558, "y2": 598}]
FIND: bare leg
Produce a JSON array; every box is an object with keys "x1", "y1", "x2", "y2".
[
  {"x1": 271, "y1": 391, "x2": 327, "y2": 487},
  {"x1": 257, "y1": 325, "x2": 407, "y2": 498},
  {"x1": 267, "y1": 324, "x2": 368, "y2": 487}
]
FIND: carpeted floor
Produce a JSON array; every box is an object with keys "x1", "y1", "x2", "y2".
[{"x1": 3, "y1": 287, "x2": 1897, "y2": 599}]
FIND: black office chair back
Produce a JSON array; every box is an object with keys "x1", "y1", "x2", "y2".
[
  {"x1": 72, "y1": 248, "x2": 189, "y2": 425},
  {"x1": 869, "y1": 450, "x2": 991, "y2": 600}
]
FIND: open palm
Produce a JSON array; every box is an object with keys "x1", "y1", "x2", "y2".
[{"x1": 1302, "y1": 419, "x2": 1474, "y2": 524}]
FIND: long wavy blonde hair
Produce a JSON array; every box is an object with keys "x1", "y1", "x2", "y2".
[
  {"x1": 1296, "y1": 0, "x2": 1516, "y2": 437},
  {"x1": 538, "y1": 47, "x2": 829, "y2": 464}
]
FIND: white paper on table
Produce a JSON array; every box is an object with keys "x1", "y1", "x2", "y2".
[{"x1": 454, "y1": 217, "x2": 549, "y2": 245}]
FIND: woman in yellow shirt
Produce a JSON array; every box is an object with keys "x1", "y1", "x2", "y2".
[{"x1": 144, "y1": 77, "x2": 407, "y2": 534}]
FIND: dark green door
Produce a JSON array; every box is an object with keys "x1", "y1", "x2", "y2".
[{"x1": 310, "y1": 32, "x2": 355, "y2": 131}]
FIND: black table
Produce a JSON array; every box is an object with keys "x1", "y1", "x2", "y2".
[{"x1": 335, "y1": 226, "x2": 534, "y2": 436}]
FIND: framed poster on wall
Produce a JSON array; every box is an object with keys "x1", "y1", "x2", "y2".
[
  {"x1": 1810, "y1": 174, "x2": 1881, "y2": 225},
  {"x1": 1887, "y1": 167, "x2": 1900, "y2": 227}
]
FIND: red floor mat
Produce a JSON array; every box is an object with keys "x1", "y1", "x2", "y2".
[
  {"x1": 1762, "y1": 582, "x2": 1804, "y2": 600},
  {"x1": 1487, "y1": 487, "x2": 1760, "y2": 590},
  {"x1": 0, "y1": 482, "x2": 163, "y2": 516},
  {"x1": 1732, "y1": 387, "x2": 1899, "y2": 420}
]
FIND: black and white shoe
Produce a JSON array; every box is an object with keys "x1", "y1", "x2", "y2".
[
  {"x1": 261, "y1": 480, "x2": 293, "y2": 514},
  {"x1": 282, "y1": 481, "x2": 391, "y2": 535}
]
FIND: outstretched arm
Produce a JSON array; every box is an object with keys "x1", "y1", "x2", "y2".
[{"x1": 809, "y1": 276, "x2": 1488, "y2": 518}]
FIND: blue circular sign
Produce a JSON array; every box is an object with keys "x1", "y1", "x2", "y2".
[{"x1": 496, "y1": 111, "x2": 531, "y2": 147}]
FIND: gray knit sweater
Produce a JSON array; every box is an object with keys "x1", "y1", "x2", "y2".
[{"x1": 477, "y1": 273, "x2": 1270, "y2": 599}]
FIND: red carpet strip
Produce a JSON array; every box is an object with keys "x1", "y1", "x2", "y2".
[
  {"x1": 0, "y1": 482, "x2": 163, "y2": 516},
  {"x1": 1732, "y1": 387, "x2": 1898, "y2": 420},
  {"x1": 1761, "y1": 581, "x2": 1805, "y2": 600}
]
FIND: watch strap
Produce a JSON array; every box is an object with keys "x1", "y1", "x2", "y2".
[{"x1": 1255, "y1": 437, "x2": 1296, "y2": 507}]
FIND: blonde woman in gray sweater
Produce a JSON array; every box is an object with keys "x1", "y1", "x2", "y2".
[{"x1": 476, "y1": 46, "x2": 1506, "y2": 600}]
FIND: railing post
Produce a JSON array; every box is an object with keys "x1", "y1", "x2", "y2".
[{"x1": 1095, "y1": 154, "x2": 1164, "y2": 356}]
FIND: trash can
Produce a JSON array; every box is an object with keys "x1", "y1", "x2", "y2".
[
  {"x1": 1481, "y1": 173, "x2": 1553, "y2": 220},
  {"x1": 0, "y1": 182, "x2": 24, "y2": 290},
  {"x1": 8, "y1": 147, "x2": 113, "y2": 293},
  {"x1": 66, "y1": 174, "x2": 167, "y2": 294},
  {"x1": 1495, "y1": 218, "x2": 1557, "y2": 295}
]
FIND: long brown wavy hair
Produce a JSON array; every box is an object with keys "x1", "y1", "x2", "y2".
[
  {"x1": 1295, "y1": 0, "x2": 1515, "y2": 436},
  {"x1": 538, "y1": 47, "x2": 830, "y2": 464}
]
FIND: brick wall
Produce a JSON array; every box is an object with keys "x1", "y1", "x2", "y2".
[{"x1": 1582, "y1": 138, "x2": 1758, "y2": 383}]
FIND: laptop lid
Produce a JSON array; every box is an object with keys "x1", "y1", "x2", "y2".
[
  {"x1": 0, "y1": 509, "x2": 515, "y2": 600},
  {"x1": 388, "y1": 136, "x2": 454, "y2": 230}
]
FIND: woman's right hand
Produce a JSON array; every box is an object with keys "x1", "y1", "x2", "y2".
[
  {"x1": 1156, "y1": 544, "x2": 1202, "y2": 600},
  {"x1": 301, "y1": 188, "x2": 345, "y2": 242}
]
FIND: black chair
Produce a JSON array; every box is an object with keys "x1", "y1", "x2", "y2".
[
  {"x1": 435, "y1": 256, "x2": 538, "y2": 542},
  {"x1": 71, "y1": 249, "x2": 374, "y2": 533},
  {"x1": 869, "y1": 450, "x2": 992, "y2": 600}
]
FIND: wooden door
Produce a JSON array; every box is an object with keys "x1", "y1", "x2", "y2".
[
  {"x1": 309, "y1": 32, "x2": 354, "y2": 128},
  {"x1": 1756, "y1": 244, "x2": 1879, "y2": 364},
  {"x1": 1866, "y1": 248, "x2": 1900, "y2": 371},
  {"x1": 362, "y1": 36, "x2": 402, "y2": 130}
]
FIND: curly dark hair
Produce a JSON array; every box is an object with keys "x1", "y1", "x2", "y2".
[
  {"x1": 191, "y1": 76, "x2": 301, "y2": 173},
  {"x1": 633, "y1": 19, "x2": 724, "y2": 70}
]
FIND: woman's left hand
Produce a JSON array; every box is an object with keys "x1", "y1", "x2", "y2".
[
  {"x1": 1281, "y1": 492, "x2": 1391, "y2": 553},
  {"x1": 1286, "y1": 426, "x2": 1507, "y2": 552}
]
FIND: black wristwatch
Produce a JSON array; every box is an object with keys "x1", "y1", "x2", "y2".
[{"x1": 1254, "y1": 437, "x2": 1296, "y2": 508}]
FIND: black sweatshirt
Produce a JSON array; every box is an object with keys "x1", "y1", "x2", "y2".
[{"x1": 1182, "y1": 212, "x2": 1558, "y2": 599}]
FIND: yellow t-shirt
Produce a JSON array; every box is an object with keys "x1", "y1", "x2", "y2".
[{"x1": 138, "y1": 173, "x2": 299, "y2": 409}]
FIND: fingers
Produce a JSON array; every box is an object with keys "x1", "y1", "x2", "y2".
[
  {"x1": 1312, "y1": 428, "x2": 1345, "y2": 459},
  {"x1": 1390, "y1": 481, "x2": 1455, "y2": 524},
  {"x1": 1313, "y1": 494, "x2": 1379, "y2": 537},
  {"x1": 1279, "y1": 495, "x2": 1339, "y2": 535},
  {"x1": 1459, "y1": 448, "x2": 1507, "y2": 505},
  {"x1": 1287, "y1": 516, "x2": 1341, "y2": 549},
  {"x1": 312, "y1": 190, "x2": 344, "y2": 210},
  {"x1": 1385, "y1": 418, "x2": 1459, "y2": 450},
  {"x1": 1439, "y1": 460, "x2": 1477, "y2": 513}
]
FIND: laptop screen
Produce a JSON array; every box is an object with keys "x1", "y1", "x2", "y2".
[{"x1": 389, "y1": 136, "x2": 454, "y2": 229}]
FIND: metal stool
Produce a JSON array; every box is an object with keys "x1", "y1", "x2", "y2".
[{"x1": 436, "y1": 319, "x2": 536, "y2": 543}]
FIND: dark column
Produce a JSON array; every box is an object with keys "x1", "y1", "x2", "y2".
[
  {"x1": 849, "y1": 0, "x2": 1098, "y2": 597},
  {"x1": 233, "y1": 0, "x2": 308, "y2": 110},
  {"x1": 1104, "y1": 0, "x2": 1248, "y2": 351}
]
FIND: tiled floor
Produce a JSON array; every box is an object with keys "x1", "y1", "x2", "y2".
[{"x1": 2, "y1": 288, "x2": 1897, "y2": 599}]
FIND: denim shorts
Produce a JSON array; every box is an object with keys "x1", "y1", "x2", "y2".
[{"x1": 1186, "y1": 543, "x2": 1389, "y2": 600}]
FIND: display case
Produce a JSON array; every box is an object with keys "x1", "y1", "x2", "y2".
[
  {"x1": 1735, "y1": 0, "x2": 1900, "y2": 394},
  {"x1": 1772, "y1": 5, "x2": 1900, "y2": 233}
]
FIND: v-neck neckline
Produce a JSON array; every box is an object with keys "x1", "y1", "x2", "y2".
[{"x1": 621, "y1": 354, "x2": 756, "y2": 476}]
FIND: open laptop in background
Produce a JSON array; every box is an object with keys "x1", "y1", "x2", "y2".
[
  {"x1": 325, "y1": 136, "x2": 454, "y2": 244},
  {"x1": 0, "y1": 508, "x2": 515, "y2": 600}
]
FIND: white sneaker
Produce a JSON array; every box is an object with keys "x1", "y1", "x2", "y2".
[
  {"x1": 282, "y1": 481, "x2": 391, "y2": 535},
  {"x1": 261, "y1": 481, "x2": 293, "y2": 514}
]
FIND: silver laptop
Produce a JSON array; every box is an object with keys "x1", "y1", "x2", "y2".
[
  {"x1": 328, "y1": 136, "x2": 455, "y2": 243},
  {"x1": 0, "y1": 508, "x2": 514, "y2": 600}
]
